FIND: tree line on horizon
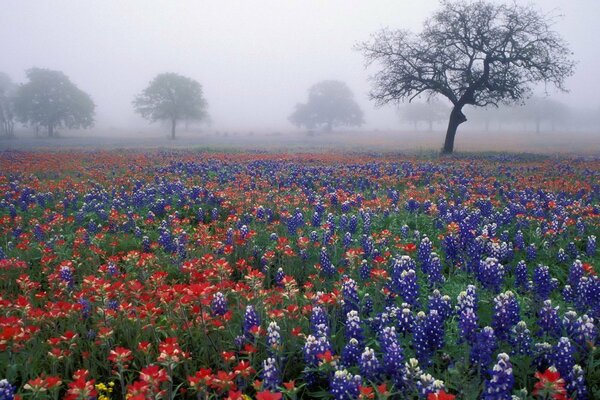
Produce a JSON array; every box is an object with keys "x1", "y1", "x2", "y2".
[{"x1": 0, "y1": 1, "x2": 579, "y2": 153}]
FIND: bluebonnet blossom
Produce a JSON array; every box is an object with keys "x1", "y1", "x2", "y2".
[
  {"x1": 586, "y1": 235, "x2": 596, "y2": 257},
  {"x1": 537, "y1": 300, "x2": 562, "y2": 338},
  {"x1": 458, "y1": 307, "x2": 479, "y2": 345},
  {"x1": 471, "y1": 327, "x2": 498, "y2": 369},
  {"x1": 345, "y1": 310, "x2": 364, "y2": 345},
  {"x1": 477, "y1": 258, "x2": 505, "y2": 292},
  {"x1": 330, "y1": 369, "x2": 361, "y2": 400},
  {"x1": 428, "y1": 290, "x2": 452, "y2": 322},
  {"x1": 243, "y1": 305, "x2": 260, "y2": 339},
  {"x1": 267, "y1": 321, "x2": 282, "y2": 353},
  {"x1": 341, "y1": 338, "x2": 362, "y2": 367},
  {"x1": 262, "y1": 357, "x2": 281, "y2": 391},
  {"x1": 342, "y1": 278, "x2": 360, "y2": 315},
  {"x1": 553, "y1": 337, "x2": 575, "y2": 384},
  {"x1": 482, "y1": 353, "x2": 514, "y2": 400},
  {"x1": 492, "y1": 291, "x2": 520, "y2": 341},
  {"x1": 509, "y1": 321, "x2": 532, "y2": 356},
  {"x1": 533, "y1": 265, "x2": 557, "y2": 300},
  {"x1": 379, "y1": 326, "x2": 405, "y2": 384},
  {"x1": 359, "y1": 347, "x2": 381, "y2": 382},
  {"x1": 567, "y1": 365, "x2": 588, "y2": 400},
  {"x1": 211, "y1": 292, "x2": 228, "y2": 316},
  {"x1": 0, "y1": 379, "x2": 16, "y2": 400},
  {"x1": 514, "y1": 260, "x2": 529, "y2": 291}
]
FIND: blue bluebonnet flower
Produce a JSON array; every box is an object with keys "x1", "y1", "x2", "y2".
[
  {"x1": 509, "y1": 321, "x2": 532, "y2": 356},
  {"x1": 0, "y1": 247, "x2": 5, "y2": 260},
  {"x1": 533, "y1": 265, "x2": 556, "y2": 300},
  {"x1": 568, "y1": 260, "x2": 584, "y2": 293},
  {"x1": 428, "y1": 290, "x2": 452, "y2": 322},
  {"x1": 359, "y1": 259, "x2": 371, "y2": 281},
  {"x1": 416, "y1": 374, "x2": 445, "y2": 398},
  {"x1": 586, "y1": 235, "x2": 596, "y2": 257},
  {"x1": 267, "y1": 321, "x2": 282, "y2": 353},
  {"x1": 492, "y1": 291, "x2": 520, "y2": 341},
  {"x1": 59, "y1": 264, "x2": 74, "y2": 289},
  {"x1": 575, "y1": 275, "x2": 600, "y2": 318},
  {"x1": 345, "y1": 310, "x2": 364, "y2": 345},
  {"x1": 514, "y1": 260, "x2": 529, "y2": 291},
  {"x1": 458, "y1": 307, "x2": 479, "y2": 345},
  {"x1": 379, "y1": 326, "x2": 405, "y2": 383},
  {"x1": 456, "y1": 285, "x2": 478, "y2": 314},
  {"x1": 304, "y1": 334, "x2": 332, "y2": 367},
  {"x1": 0, "y1": 379, "x2": 16, "y2": 400},
  {"x1": 310, "y1": 306, "x2": 330, "y2": 337},
  {"x1": 243, "y1": 305, "x2": 260, "y2": 339},
  {"x1": 341, "y1": 338, "x2": 362, "y2": 368},
  {"x1": 211, "y1": 292, "x2": 228, "y2": 316},
  {"x1": 471, "y1": 327, "x2": 498, "y2": 369},
  {"x1": 397, "y1": 306, "x2": 414, "y2": 336},
  {"x1": 417, "y1": 236, "x2": 432, "y2": 264},
  {"x1": 567, "y1": 365, "x2": 588, "y2": 400},
  {"x1": 412, "y1": 312, "x2": 431, "y2": 366},
  {"x1": 343, "y1": 232, "x2": 353, "y2": 249},
  {"x1": 342, "y1": 278, "x2": 360, "y2": 315},
  {"x1": 553, "y1": 337, "x2": 575, "y2": 384},
  {"x1": 274, "y1": 268, "x2": 285, "y2": 287},
  {"x1": 320, "y1": 247, "x2": 336, "y2": 277},
  {"x1": 399, "y1": 269, "x2": 419, "y2": 306},
  {"x1": 359, "y1": 347, "x2": 381, "y2": 382},
  {"x1": 330, "y1": 369, "x2": 361, "y2": 400},
  {"x1": 532, "y1": 342, "x2": 554, "y2": 371},
  {"x1": 262, "y1": 357, "x2": 281, "y2": 391},
  {"x1": 362, "y1": 293, "x2": 373, "y2": 317},
  {"x1": 425, "y1": 253, "x2": 445, "y2": 287},
  {"x1": 514, "y1": 230, "x2": 525, "y2": 250},
  {"x1": 526, "y1": 244, "x2": 537, "y2": 261},
  {"x1": 482, "y1": 353, "x2": 514, "y2": 400},
  {"x1": 537, "y1": 300, "x2": 562, "y2": 338},
  {"x1": 477, "y1": 258, "x2": 505, "y2": 292},
  {"x1": 556, "y1": 248, "x2": 568, "y2": 264}
]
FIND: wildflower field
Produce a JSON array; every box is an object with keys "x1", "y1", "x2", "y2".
[{"x1": 0, "y1": 150, "x2": 598, "y2": 400}]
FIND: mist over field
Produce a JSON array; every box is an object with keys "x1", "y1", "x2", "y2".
[{"x1": 0, "y1": 0, "x2": 599, "y2": 153}]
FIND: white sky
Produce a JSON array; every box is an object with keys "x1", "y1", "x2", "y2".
[{"x1": 1, "y1": 0, "x2": 598, "y2": 131}]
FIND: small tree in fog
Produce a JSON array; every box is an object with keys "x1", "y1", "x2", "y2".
[
  {"x1": 133, "y1": 73, "x2": 208, "y2": 139},
  {"x1": 399, "y1": 100, "x2": 448, "y2": 131},
  {"x1": 289, "y1": 80, "x2": 364, "y2": 132},
  {"x1": 358, "y1": 0, "x2": 575, "y2": 153},
  {"x1": 13, "y1": 68, "x2": 95, "y2": 137},
  {"x1": 0, "y1": 72, "x2": 16, "y2": 138}
]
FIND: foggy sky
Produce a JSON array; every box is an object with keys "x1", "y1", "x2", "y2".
[{"x1": 1, "y1": 0, "x2": 599, "y2": 132}]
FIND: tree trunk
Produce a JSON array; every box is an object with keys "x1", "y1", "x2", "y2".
[
  {"x1": 171, "y1": 118, "x2": 176, "y2": 139},
  {"x1": 442, "y1": 106, "x2": 466, "y2": 154},
  {"x1": 48, "y1": 124, "x2": 54, "y2": 138},
  {"x1": 535, "y1": 118, "x2": 541, "y2": 134}
]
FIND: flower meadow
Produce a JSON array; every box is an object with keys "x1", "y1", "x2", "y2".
[{"x1": 0, "y1": 150, "x2": 598, "y2": 400}]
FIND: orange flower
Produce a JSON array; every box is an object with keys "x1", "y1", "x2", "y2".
[{"x1": 533, "y1": 367, "x2": 569, "y2": 400}]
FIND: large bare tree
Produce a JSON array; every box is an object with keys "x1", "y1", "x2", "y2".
[{"x1": 358, "y1": 0, "x2": 575, "y2": 153}]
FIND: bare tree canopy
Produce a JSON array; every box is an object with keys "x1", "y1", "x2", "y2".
[
  {"x1": 133, "y1": 73, "x2": 208, "y2": 140},
  {"x1": 289, "y1": 80, "x2": 364, "y2": 132},
  {"x1": 358, "y1": 0, "x2": 576, "y2": 153}
]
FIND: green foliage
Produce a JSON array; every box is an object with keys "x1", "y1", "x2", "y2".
[
  {"x1": 13, "y1": 68, "x2": 95, "y2": 137},
  {"x1": 133, "y1": 73, "x2": 208, "y2": 139},
  {"x1": 289, "y1": 80, "x2": 364, "y2": 131}
]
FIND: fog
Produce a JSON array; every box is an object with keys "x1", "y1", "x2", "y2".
[{"x1": 1, "y1": 0, "x2": 599, "y2": 143}]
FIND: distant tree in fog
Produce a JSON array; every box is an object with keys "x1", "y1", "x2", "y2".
[
  {"x1": 133, "y1": 73, "x2": 208, "y2": 140},
  {"x1": 358, "y1": 0, "x2": 575, "y2": 153},
  {"x1": 398, "y1": 100, "x2": 448, "y2": 131},
  {"x1": 13, "y1": 68, "x2": 95, "y2": 137},
  {"x1": 518, "y1": 96, "x2": 570, "y2": 133},
  {"x1": 289, "y1": 80, "x2": 364, "y2": 132},
  {"x1": 0, "y1": 72, "x2": 16, "y2": 138}
]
